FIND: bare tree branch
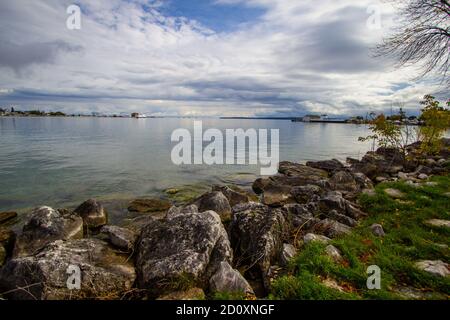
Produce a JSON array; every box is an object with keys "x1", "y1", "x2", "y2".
[{"x1": 375, "y1": 0, "x2": 450, "y2": 86}]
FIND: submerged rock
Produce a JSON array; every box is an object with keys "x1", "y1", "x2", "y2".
[
  {"x1": 127, "y1": 198, "x2": 171, "y2": 214},
  {"x1": 13, "y1": 207, "x2": 83, "y2": 258},
  {"x1": 209, "y1": 261, "x2": 254, "y2": 295},
  {"x1": 74, "y1": 199, "x2": 108, "y2": 228},
  {"x1": 135, "y1": 210, "x2": 232, "y2": 296},
  {"x1": 0, "y1": 239, "x2": 136, "y2": 300}
]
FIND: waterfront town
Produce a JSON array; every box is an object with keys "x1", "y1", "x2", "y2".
[{"x1": 0, "y1": 107, "x2": 423, "y2": 125}]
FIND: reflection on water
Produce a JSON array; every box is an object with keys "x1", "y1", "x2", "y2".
[{"x1": 0, "y1": 117, "x2": 371, "y2": 212}]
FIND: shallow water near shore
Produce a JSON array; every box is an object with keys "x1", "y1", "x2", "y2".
[{"x1": 0, "y1": 117, "x2": 372, "y2": 218}]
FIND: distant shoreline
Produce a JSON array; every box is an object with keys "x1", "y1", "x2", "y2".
[{"x1": 1, "y1": 115, "x2": 353, "y2": 122}]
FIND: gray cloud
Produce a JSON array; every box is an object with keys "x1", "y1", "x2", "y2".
[
  {"x1": 0, "y1": 0, "x2": 444, "y2": 117},
  {"x1": 0, "y1": 40, "x2": 82, "y2": 72}
]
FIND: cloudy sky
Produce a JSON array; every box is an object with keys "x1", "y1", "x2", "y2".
[{"x1": 0, "y1": 0, "x2": 446, "y2": 117}]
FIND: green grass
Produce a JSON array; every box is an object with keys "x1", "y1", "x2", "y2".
[
  {"x1": 212, "y1": 291, "x2": 247, "y2": 300},
  {"x1": 270, "y1": 175, "x2": 450, "y2": 300}
]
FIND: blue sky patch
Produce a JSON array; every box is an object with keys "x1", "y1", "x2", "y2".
[{"x1": 158, "y1": 0, "x2": 266, "y2": 32}]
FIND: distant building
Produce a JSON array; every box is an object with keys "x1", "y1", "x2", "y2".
[
  {"x1": 131, "y1": 113, "x2": 147, "y2": 118},
  {"x1": 302, "y1": 114, "x2": 322, "y2": 122}
]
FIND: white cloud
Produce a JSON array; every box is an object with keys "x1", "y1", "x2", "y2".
[{"x1": 0, "y1": 0, "x2": 445, "y2": 116}]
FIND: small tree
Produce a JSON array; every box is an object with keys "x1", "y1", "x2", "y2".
[
  {"x1": 359, "y1": 108, "x2": 418, "y2": 156},
  {"x1": 418, "y1": 95, "x2": 450, "y2": 154}
]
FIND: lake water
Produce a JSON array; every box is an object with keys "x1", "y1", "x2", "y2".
[{"x1": 0, "y1": 117, "x2": 372, "y2": 214}]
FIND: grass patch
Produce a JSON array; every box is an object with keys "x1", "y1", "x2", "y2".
[{"x1": 270, "y1": 175, "x2": 450, "y2": 300}]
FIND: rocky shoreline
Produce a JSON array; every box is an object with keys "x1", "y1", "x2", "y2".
[{"x1": 0, "y1": 139, "x2": 449, "y2": 300}]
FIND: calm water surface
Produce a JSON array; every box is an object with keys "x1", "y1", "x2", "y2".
[{"x1": 0, "y1": 117, "x2": 372, "y2": 215}]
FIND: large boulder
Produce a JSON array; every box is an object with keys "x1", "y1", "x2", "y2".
[
  {"x1": 0, "y1": 239, "x2": 136, "y2": 300},
  {"x1": 318, "y1": 192, "x2": 347, "y2": 212},
  {"x1": 350, "y1": 149, "x2": 405, "y2": 180},
  {"x1": 135, "y1": 210, "x2": 232, "y2": 296},
  {"x1": 284, "y1": 203, "x2": 320, "y2": 230},
  {"x1": 375, "y1": 147, "x2": 405, "y2": 164},
  {"x1": 290, "y1": 185, "x2": 322, "y2": 204},
  {"x1": 306, "y1": 159, "x2": 345, "y2": 174},
  {"x1": 209, "y1": 261, "x2": 254, "y2": 295},
  {"x1": 326, "y1": 209, "x2": 357, "y2": 227},
  {"x1": 165, "y1": 204, "x2": 199, "y2": 220},
  {"x1": 319, "y1": 192, "x2": 366, "y2": 220},
  {"x1": 74, "y1": 199, "x2": 107, "y2": 229},
  {"x1": 255, "y1": 175, "x2": 330, "y2": 195},
  {"x1": 255, "y1": 170, "x2": 330, "y2": 208},
  {"x1": 100, "y1": 225, "x2": 137, "y2": 251},
  {"x1": 13, "y1": 207, "x2": 83, "y2": 258},
  {"x1": 192, "y1": 192, "x2": 232, "y2": 222},
  {"x1": 329, "y1": 171, "x2": 359, "y2": 192},
  {"x1": 229, "y1": 202, "x2": 290, "y2": 289}
]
